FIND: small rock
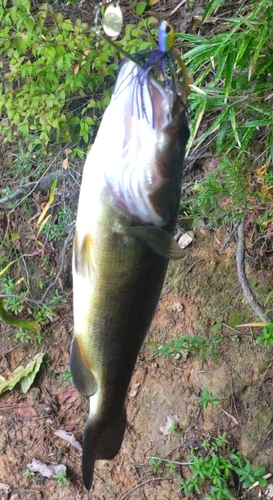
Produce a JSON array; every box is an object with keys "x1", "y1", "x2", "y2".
[
  {"x1": 178, "y1": 231, "x2": 194, "y2": 249},
  {"x1": 0, "y1": 483, "x2": 11, "y2": 494},
  {"x1": 172, "y1": 301, "x2": 183, "y2": 313}
]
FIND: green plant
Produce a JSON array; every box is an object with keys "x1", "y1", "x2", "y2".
[
  {"x1": 0, "y1": 277, "x2": 24, "y2": 315},
  {"x1": 0, "y1": 2, "x2": 157, "y2": 155},
  {"x1": 178, "y1": 435, "x2": 268, "y2": 499},
  {"x1": 177, "y1": 0, "x2": 273, "y2": 230},
  {"x1": 148, "y1": 458, "x2": 163, "y2": 474},
  {"x1": 54, "y1": 469, "x2": 70, "y2": 486},
  {"x1": 24, "y1": 468, "x2": 35, "y2": 478},
  {"x1": 180, "y1": 0, "x2": 273, "y2": 160},
  {"x1": 198, "y1": 388, "x2": 219, "y2": 410},
  {"x1": 16, "y1": 327, "x2": 32, "y2": 343},
  {"x1": 229, "y1": 453, "x2": 268, "y2": 489},
  {"x1": 167, "y1": 422, "x2": 179, "y2": 435},
  {"x1": 255, "y1": 323, "x2": 273, "y2": 350},
  {"x1": 63, "y1": 365, "x2": 72, "y2": 381},
  {"x1": 151, "y1": 330, "x2": 223, "y2": 362},
  {"x1": 165, "y1": 459, "x2": 176, "y2": 473}
]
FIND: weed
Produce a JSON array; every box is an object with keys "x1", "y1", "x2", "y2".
[
  {"x1": 54, "y1": 469, "x2": 70, "y2": 486},
  {"x1": 255, "y1": 323, "x2": 273, "y2": 350},
  {"x1": 167, "y1": 422, "x2": 179, "y2": 434},
  {"x1": 0, "y1": 277, "x2": 24, "y2": 315},
  {"x1": 16, "y1": 327, "x2": 32, "y2": 343},
  {"x1": 198, "y1": 388, "x2": 219, "y2": 410},
  {"x1": 148, "y1": 458, "x2": 163, "y2": 474},
  {"x1": 165, "y1": 459, "x2": 176, "y2": 473},
  {"x1": 63, "y1": 365, "x2": 72, "y2": 382},
  {"x1": 24, "y1": 468, "x2": 35, "y2": 478},
  {"x1": 147, "y1": 434, "x2": 268, "y2": 498},
  {"x1": 179, "y1": 435, "x2": 268, "y2": 499},
  {"x1": 177, "y1": 0, "x2": 273, "y2": 231},
  {"x1": 151, "y1": 330, "x2": 223, "y2": 362}
]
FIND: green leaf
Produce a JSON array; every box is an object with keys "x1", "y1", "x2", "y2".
[
  {"x1": 0, "y1": 298, "x2": 39, "y2": 333},
  {"x1": 202, "y1": 0, "x2": 226, "y2": 22},
  {"x1": 225, "y1": 49, "x2": 236, "y2": 98},
  {"x1": 253, "y1": 24, "x2": 267, "y2": 65},
  {"x1": 0, "y1": 353, "x2": 44, "y2": 395},
  {"x1": 136, "y1": 2, "x2": 147, "y2": 16}
]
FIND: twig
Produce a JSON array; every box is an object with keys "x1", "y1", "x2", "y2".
[
  {"x1": 236, "y1": 221, "x2": 272, "y2": 322},
  {"x1": 0, "y1": 170, "x2": 64, "y2": 208},
  {"x1": 183, "y1": 258, "x2": 204, "y2": 275},
  {"x1": 167, "y1": 0, "x2": 187, "y2": 18},
  {"x1": 250, "y1": 427, "x2": 273, "y2": 462},
  {"x1": 119, "y1": 477, "x2": 172, "y2": 500},
  {"x1": 221, "y1": 408, "x2": 238, "y2": 425},
  {"x1": 146, "y1": 456, "x2": 192, "y2": 466},
  {"x1": 220, "y1": 221, "x2": 240, "y2": 252}
]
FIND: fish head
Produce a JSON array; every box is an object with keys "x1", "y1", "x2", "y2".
[{"x1": 101, "y1": 57, "x2": 190, "y2": 227}]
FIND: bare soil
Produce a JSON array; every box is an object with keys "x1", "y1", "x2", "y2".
[{"x1": 0, "y1": 229, "x2": 272, "y2": 499}]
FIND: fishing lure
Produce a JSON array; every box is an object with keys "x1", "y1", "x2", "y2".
[
  {"x1": 94, "y1": 2, "x2": 190, "y2": 109},
  {"x1": 94, "y1": 0, "x2": 123, "y2": 37}
]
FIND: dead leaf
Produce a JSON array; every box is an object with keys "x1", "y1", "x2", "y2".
[
  {"x1": 73, "y1": 64, "x2": 80, "y2": 75},
  {"x1": 62, "y1": 158, "x2": 68, "y2": 170},
  {"x1": 160, "y1": 415, "x2": 179, "y2": 435},
  {"x1": 36, "y1": 179, "x2": 58, "y2": 227},
  {"x1": 10, "y1": 494, "x2": 20, "y2": 500},
  {"x1": 0, "y1": 353, "x2": 44, "y2": 396},
  {"x1": 18, "y1": 406, "x2": 37, "y2": 418},
  {"x1": 129, "y1": 383, "x2": 140, "y2": 398},
  {"x1": 55, "y1": 429, "x2": 82, "y2": 452},
  {"x1": 59, "y1": 390, "x2": 79, "y2": 405}
]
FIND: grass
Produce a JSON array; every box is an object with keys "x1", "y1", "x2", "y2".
[
  {"x1": 148, "y1": 433, "x2": 268, "y2": 500},
  {"x1": 177, "y1": 0, "x2": 273, "y2": 232}
]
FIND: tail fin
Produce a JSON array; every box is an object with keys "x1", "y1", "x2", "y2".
[{"x1": 82, "y1": 409, "x2": 127, "y2": 491}]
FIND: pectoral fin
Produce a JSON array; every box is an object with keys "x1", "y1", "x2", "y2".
[
  {"x1": 128, "y1": 226, "x2": 185, "y2": 259},
  {"x1": 74, "y1": 232, "x2": 96, "y2": 281},
  {"x1": 70, "y1": 336, "x2": 98, "y2": 398}
]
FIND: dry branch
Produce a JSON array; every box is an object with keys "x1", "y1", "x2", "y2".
[
  {"x1": 236, "y1": 221, "x2": 272, "y2": 323},
  {"x1": 0, "y1": 170, "x2": 64, "y2": 208}
]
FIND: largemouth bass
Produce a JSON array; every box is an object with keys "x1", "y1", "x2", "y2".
[{"x1": 71, "y1": 22, "x2": 190, "y2": 493}]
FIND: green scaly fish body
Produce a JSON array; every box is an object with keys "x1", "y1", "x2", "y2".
[{"x1": 71, "y1": 57, "x2": 189, "y2": 491}]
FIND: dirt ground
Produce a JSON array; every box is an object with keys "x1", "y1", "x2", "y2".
[{"x1": 0, "y1": 227, "x2": 272, "y2": 500}]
